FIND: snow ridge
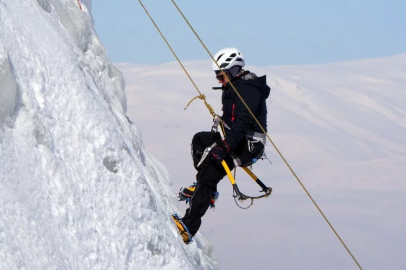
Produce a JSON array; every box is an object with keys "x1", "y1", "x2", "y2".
[{"x1": 0, "y1": 1, "x2": 217, "y2": 269}]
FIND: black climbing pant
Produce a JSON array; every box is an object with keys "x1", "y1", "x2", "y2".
[
  {"x1": 182, "y1": 131, "x2": 263, "y2": 236},
  {"x1": 182, "y1": 131, "x2": 231, "y2": 236}
]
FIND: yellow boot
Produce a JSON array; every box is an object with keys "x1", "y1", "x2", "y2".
[{"x1": 171, "y1": 214, "x2": 192, "y2": 244}]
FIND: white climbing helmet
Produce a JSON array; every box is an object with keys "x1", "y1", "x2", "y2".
[{"x1": 211, "y1": 47, "x2": 245, "y2": 71}]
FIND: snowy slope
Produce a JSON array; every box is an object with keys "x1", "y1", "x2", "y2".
[
  {"x1": 0, "y1": 1, "x2": 217, "y2": 269},
  {"x1": 118, "y1": 54, "x2": 406, "y2": 270}
]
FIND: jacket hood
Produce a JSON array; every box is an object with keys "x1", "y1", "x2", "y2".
[
  {"x1": 222, "y1": 71, "x2": 271, "y2": 99},
  {"x1": 240, "y1": 72, "x2": 271, "y2": 99}
]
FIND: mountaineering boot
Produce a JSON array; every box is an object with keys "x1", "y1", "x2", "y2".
[
  {"x1": 177, "y1": 182, "x2": 197, "y2": 204},
  {"x1": 171, "y1": 213, "x2": 193, "y2": 244},
  {"x1": 178, "y1": 183, "x2": 219, "y2": 208}
]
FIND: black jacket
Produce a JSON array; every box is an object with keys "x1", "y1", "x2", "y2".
[{"x1": 221, "y1": 71, "x2": 271, "y2": 150}]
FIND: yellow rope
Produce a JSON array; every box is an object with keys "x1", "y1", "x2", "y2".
[
  {"x1": 169, "y1": 1, "x2": 362, "y2": 269},
  {"x1": 184, "y1": 94, "x2": 217, "y2": 117},
  {"x1": 137, "y1": 0, "x2": 218, "y2": 119}
]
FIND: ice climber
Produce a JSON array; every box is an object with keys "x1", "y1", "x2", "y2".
[{"x1": 172, "y1": 48, "x2": 271, "y2": 244}]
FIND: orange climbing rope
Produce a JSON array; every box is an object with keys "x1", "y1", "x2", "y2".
[{"x1": 76, "y1": 0, "x2": 82, "y2": 10}]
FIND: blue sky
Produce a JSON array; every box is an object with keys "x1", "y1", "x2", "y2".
[{"x1": 92, "y1": 0, "x2": 406, "y2": 66}]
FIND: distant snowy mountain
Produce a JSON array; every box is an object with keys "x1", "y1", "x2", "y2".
[
  {"x1": 118, "y1": 54, "x2": 406, "y2": 270},
  {"x1": 0, "y1": 1, "x2": 217, "y2": 269}
]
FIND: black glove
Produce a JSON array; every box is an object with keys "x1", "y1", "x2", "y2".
[{"x1": 210, "y1": 140, "x2": 231, "y2": 164}]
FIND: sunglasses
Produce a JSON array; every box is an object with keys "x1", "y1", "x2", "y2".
[{"x1": 215, "y1": 71, "x2": 226, "y2": 81}]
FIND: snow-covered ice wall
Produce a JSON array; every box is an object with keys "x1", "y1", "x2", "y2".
[{"x1": 0, "y1": 0, "x2": 217, "y2": 269}]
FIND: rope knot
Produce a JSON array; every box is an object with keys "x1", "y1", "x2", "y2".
[{"x1": 184, "y1": 94, "x2": 216, "y2": 116}]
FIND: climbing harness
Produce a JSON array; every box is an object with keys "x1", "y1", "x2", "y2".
[{"x1": 138, "y1": 1, "x2": 362, "y2": 269}]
